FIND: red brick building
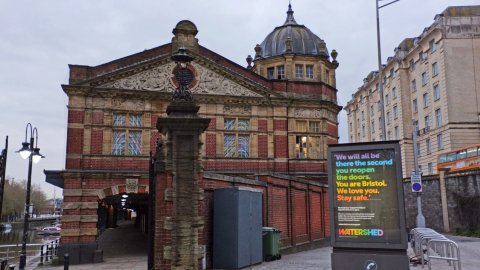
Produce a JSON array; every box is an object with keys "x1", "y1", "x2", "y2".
[{"x1": 46, "y1": 5, "x2": 340, "y2": 266}]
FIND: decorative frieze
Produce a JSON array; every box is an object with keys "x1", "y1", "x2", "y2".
[
  {"x1": 105, "y1": 62, "x2": 176, "y2": 91},
  {"x1": 111, "y1": 98, "x2": 145, "y2": 110},
  {"x1": 223, "y1": 105, "x2": 252, "y2": 115},
  {"x1": 100, "y1": 61, "x2": 262, "y2": 98},
  {"x1": 193, "y1": 63, "x2": 261, "y2": 97},
  {"x1": 294, "y1": 108, "x2": 336, "y2": 120}
]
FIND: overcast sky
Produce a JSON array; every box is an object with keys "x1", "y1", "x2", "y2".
[{"x1": 1, "y1": 0, "x2": 478, "y2": 198}]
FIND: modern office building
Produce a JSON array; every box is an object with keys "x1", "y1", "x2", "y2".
[{"x1": 345, "y1": 6, "x2": 480, "y2": 178}]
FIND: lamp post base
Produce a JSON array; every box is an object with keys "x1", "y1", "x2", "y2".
[{"x1": 19, "y1": 253, "x2": 26, "y2": 269}]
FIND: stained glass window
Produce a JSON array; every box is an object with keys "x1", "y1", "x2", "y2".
[
  {"x1": 113, "y1": 114, "x2": 126, "y2": 126},
  {"x1": 224, "y1": 134, "x2": 235, "y2": 157},
  {"x1": 224, "y1": 119, "x2": 235, "y2": 130},
  {"x1": 130, "y1": 115, "x2": 142, "y2": 127},
  {"x1": 128, "y1": 131, "x2": 142, "y2": 155},
  {"x1": 112, "y1": 113, "x2": 142, "y2": 155},
  {"x1": 223, "y1": 118, "x2": 250, "y2": 158},
  {"x1": 112, "y1": 131, "x2": 126, "y2": 155},
  {"x1": 238, "y1": 135, "x2": 250, "y2": 158},
  {"x1": 237, "y1": 119, "x2": 250, "y2": 131}
]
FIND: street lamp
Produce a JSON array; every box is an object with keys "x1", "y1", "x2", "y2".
[
  {"x1": 16, "y1": 123, "x2": 45, "y2": 270},
  {"x1": 376, "y1": 0, "x2": 400, "y2": 141}
]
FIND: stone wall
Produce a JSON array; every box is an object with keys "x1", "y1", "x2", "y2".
[
  {"x1": 445, "y1": 172, "x2": 480, "y2": 231},
  {"x1": 403, "y1": 170, "x2": 480, "y2": 233},
  {"x1": 403, "y1": 176, "x2": 443, "y2": 232}
]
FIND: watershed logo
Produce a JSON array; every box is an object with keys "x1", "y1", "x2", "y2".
[{"x1": 338, "y1": 228, "x2": 384, "y2": 237}]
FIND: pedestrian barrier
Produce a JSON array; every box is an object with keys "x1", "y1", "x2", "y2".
[
  {"x1": 410, "y1": 228, "x2": 461, "y2": 269},
  {"x1": 0, "y1": 239, "x2": 59, "y2": 269}
]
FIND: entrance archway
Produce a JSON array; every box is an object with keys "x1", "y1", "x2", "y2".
[{"x1": 96, "y1": 192, "x2": 149, "y2": 258}]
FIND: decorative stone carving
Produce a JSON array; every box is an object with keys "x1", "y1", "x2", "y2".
[
  {"x1": 101, "y1": 62, "x2": 262, "y2": 97},
  {"x1": 105, "y1": 62, "x2": 177, "y2": 92},
  {"x1": 112, "y1": 98, "x2": 145, "y2": 110},
  {"x1": 223, "y1": 105, "x2": 251, "y2": 115},
  {"x1": 125, "y1": 178, "x2": 139, "y2": 193},
  {"x1": 111, "y1": 185, "x2": 119, "y2": 195},
  {"x1": 193, "y1": 63, "x2": 261, "y2": 97},
  {"x1": 294, "y1": 108, "x2": 336, "y2": 120}
]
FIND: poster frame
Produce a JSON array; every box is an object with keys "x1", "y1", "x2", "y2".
[{"x1": 328, "y1": 141, "x2": 408, "y2": 250}]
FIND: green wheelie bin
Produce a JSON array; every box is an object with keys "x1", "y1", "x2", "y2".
[{"x1": 262, "y1": 227, "x2": 281, "y2": 261}]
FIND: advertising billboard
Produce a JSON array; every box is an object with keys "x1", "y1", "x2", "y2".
[{"x1": 328, "y1": 142, "x2": 407, "y2": 250}]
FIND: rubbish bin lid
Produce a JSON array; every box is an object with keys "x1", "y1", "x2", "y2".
[{"x1": 263, "y1": 227, "x2": 281, "y2": 232}]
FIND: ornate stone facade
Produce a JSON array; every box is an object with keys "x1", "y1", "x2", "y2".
[{"x1": 46, "y1": 7, "x2": 341, "y2": 268}]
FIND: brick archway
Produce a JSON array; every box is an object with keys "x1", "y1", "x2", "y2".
[
  {"x1": 59, "y1": 176, "x2": 150, "y2": 264},
  {"x1": 97, "y1": 182, "x2": 149, "y2": 200}
]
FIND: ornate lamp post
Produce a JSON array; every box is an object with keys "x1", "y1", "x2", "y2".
[
  {"x1": 171, "y1": 47, "x2": 195, "y2": 102},
  {"x1": 17, "y1": 123, "x2": 44, "y2": 270}
]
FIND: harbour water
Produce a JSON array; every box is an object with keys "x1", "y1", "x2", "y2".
[{"x1": 0, "y1": 221, "x2": 60, "y2": 246}]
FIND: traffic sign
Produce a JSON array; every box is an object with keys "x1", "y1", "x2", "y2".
[{"x1": 411, "y1": 173, "x2": 422, "y2": 192}]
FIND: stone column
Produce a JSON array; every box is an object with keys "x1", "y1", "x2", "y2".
[{"x1": 154, "y1": 100, "x2": 210, "y2": 270}]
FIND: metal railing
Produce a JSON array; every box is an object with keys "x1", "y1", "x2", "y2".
[
  {"x1": 410, "y1": 228, "x2": 461, "y2": 269},
  {"x1": 0, "y1": 240, "x2": 59, "y2": 269}
]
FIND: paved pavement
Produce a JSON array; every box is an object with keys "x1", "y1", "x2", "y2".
[
  {"x1": 35, "y1": 221, "x2": 148, "y2": 270},
  {"x1": 32, "y1": 222, "x2": 480, "y2": 269}
]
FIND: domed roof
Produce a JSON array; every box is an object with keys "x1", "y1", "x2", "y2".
[{"x1": 258, "y1": 4, "x2": 328, "y2": 58}]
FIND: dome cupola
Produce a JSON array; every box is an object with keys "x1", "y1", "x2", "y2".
[{"x1": 256, "y1": 4, "x2": 329, "y2": 59}]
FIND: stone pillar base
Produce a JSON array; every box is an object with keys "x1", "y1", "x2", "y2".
[{"x1": 58, "y1": 244, "x2": 103, "y2": 265}]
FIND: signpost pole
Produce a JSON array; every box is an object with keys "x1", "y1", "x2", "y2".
[
  {"x1": 0, "y1": 136, "x2": 8, "y2": 219},
  {"x1": 412, "y1": 121, "x2": 426, "y2": 228}
]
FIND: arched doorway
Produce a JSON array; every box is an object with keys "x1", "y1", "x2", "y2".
[{"x1": 96, "y1": 192, "x2": 149, "y2": 258}]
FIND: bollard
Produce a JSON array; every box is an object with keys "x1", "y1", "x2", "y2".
[
  {"x1": 55, "y1": 240, "x2": 59, "y2": 255},
  {"x1": 8, "y1": 265, "x2": 14, "y2": 270},
  {"x1": 49, "y1": 244, "x2": 53, "y2": 260},
  {"x1": 63, "y1": 253, "x2": 69, "y2": 270},
  {"x1": 1, "y1": 260, "x2": 7, "y2": 270},
  {"x1": 40, "y1": 244, "x2": 44, "y2": 265},
  {"x1": 45, "y1": 245, "x2": 49, "y2": 262}
]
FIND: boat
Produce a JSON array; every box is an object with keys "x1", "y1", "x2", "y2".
[
  {"x1": 0, "y1": 223, "x2": 12, "y2": 234},
  {"x1": 0, "y1": 223, "x2": 12, "y2": 230},
  {"x1": 37, "y1": 226, "x2": 61, "y2": 235}
]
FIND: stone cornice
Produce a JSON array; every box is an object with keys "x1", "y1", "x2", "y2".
[
  {"x1": 63, "y1": 84, "x2": 340, "y2": 109},
  {"x1": 62, "y1": 170, "x2": 149, "y2": 178}
]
